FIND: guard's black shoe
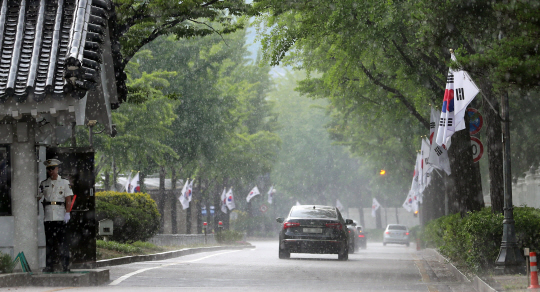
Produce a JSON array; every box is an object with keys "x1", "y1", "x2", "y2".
[{"x1": 42, "y1": 267, "x2": 54, "y2": 273}]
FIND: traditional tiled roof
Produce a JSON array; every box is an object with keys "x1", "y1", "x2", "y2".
[{"x1": 0, "y1": 0, "x2": 112, "y2": 102}]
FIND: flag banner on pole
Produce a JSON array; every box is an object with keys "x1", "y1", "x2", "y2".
[
  {"x1": 436, "y1": 53, "x2": 457, "y2": 147},
  {"x1": 246, "y1": 186, "x2": 261, "y2": 202},
  {"x1": 402, "y1": 192, "x2": 413, "y2": 212},
  {"x1": 267, "y1": 186, "x2": 275, "y2": 204},
  {"x1": 436, "y1": 53, "x2": 480, "y2": 147},
  {"x1": 371, "y1": 198, "x2": 381, "y2": 217},
  {"x1": 336, "y1": 199, "x2": 344, "y2": 211},
  {"x1": 415, "y1": 153, "x2": 423, "y2": 193},
  {"x1": 454, "y1": 71, "x2": 480, "y2": 118},
  {"x1": 226, "y1": 188, "x2": 235, "y2": 210},
  {"x1": 429, "y1": 109, "x2": 452, "y2": 175},
  {"x1": 179, "y1": 179, "x2": 190, "y2": 210},
  {"x1": 187, "y1": 180, "x2": 193, "y2": 202},
  {"x1": 124, "y1": 172, "x2": 132, "y2": 192},
  {"x1": 220, "y1": 188, "x2": 228, "y2": 214},
  {"x1": 421, "y1": 138, "x2": 431, "y2": 188},
  {"x1": 129, "y1": 172, "x2": 140, "y2": 193}
]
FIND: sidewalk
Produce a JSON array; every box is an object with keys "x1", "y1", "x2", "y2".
[{"x1": 424, "y1": 248, "x2": 532, "y2": 292}]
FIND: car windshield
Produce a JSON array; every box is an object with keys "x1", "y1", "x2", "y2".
[
  {"x1": 289, "y1": 207, "x2": 337, "y2": 219},
  {"x1": 388, "y1": 225, "x2": 407, "y2": 230}
]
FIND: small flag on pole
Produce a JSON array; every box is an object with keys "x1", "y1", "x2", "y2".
[
  {"x1": 246, "y1": 186, "x2": 261, "y2": 202},
  {"x1": 371, "y1": 198, "x2": 381, "y2": 217},
  {"x1": 267, "y1": 186, "x2": 275, "y2": 204},
  {"x1": 220, "y1": 188, "x2": 228, "y2": 214},
  {"x1": 179, "y1": 179, "x2": 190, "y2": 210},
  {"x1": 226, "y1": 188, "x2": 235, "y2": 210}
]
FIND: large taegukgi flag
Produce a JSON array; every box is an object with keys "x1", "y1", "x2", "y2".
[
  {"x1": 436, "y1": 53, "x2": 480, "y2": 147},
  {"x1": 421, "y1": 138, "x2": 432, "y2": 188},
  {"x1": 429, "y1": 107, "x2": 452, "y2": 175},
  {"x1": 436, "y1": 55, "x2": 457, "y2": 147}
]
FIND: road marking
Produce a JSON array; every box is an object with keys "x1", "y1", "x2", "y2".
[
  {"x1": 412, "y1": 253, "x2": 439, "y2": 292},
  {"x1": 42, "y1": 288, "x2": 76, "y2": 292},
  {"x1": 109, "y1": 250, "x2": 241, "y2": 286}
]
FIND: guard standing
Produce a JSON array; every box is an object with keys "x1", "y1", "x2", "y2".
[{"x1": 37, "y1": 159, "x2": 73, "y2": 272}]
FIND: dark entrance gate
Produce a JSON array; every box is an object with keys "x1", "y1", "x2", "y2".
[{"x1": 46, "y1": 147, "x2": 96, "y2": 268}]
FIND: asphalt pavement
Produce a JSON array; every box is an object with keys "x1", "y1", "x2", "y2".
[{"x1": 0, "y1": 240, "x2": 478, "y2": 292}]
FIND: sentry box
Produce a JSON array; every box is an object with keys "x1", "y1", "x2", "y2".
[{"x1": 98, "y1": 219, "x2": 114, "y2": 241}]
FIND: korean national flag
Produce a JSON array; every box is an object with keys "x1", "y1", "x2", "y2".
[{"x1": 436, "y1": 65, "x2": 457, "y2": 147}]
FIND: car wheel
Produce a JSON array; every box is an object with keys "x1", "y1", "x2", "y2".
[
  {"x1": 348, "y1": 242, "x2": 355, "y2": 254},
  {"x1": 338, "y1": 244, "x2": 349, "y2": 260},
  {"x1": 279, "y1": 247, "x2": 290, "y2": 259}
]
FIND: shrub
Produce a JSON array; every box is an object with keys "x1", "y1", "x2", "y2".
[
  {"x1": 216, "y1": 230, "x2": 245, "y2": 244},
  {"x1": 422, "y1": 207, "x2": 540, "y2": 273},
  {"x1": 0, "y1": 252, "x2": 14, "y2": 274},
  {"x1": 96, "y1": 191, "x2": 160, "y2": 243}
]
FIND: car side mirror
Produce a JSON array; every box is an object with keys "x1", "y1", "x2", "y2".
[
  {"x1": 345, "y1": 219, "x2": 353, "y2": 225},
  {"x1": 276, "y1": 217, "x2": 284, "y2": 223}
]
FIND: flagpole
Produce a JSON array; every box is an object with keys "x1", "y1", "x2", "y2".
[{"x1": 494, "y1": 91, "x2": 525, "y2": 274}]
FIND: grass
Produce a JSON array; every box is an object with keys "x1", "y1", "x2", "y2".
[{"x1": 96, "y1": 240, "x2": 222, "y2": 260}]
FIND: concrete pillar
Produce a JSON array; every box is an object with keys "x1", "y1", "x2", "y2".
[{"x1": 11, "y1": 122, "x2": 38, "y2": 270}]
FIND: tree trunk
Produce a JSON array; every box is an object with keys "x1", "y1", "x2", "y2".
[
  {"x1": 196, "y1": 177, "x2": 203, "y2": 234},
  {"x1": 447, "y1": 112, "x2": 484, "y2": 216},
  {"x1": 171, "y1": 167, "x2": 177, "y2": 234},
  {"x1": 480, "y1": 79, "x2": 504, "y2": 214},
  {"x1": 112, "y1": 157, "x2": 117, "y2": 191},
  {"x1": 139, "y1": 172, "x2": 146, "y2": 193},
  {"x1": 104, "y1": 170, "x2": 110, "y2": 191},
  {"x1": 159, "y1": 166, "x2": 166, "y2": 233}
]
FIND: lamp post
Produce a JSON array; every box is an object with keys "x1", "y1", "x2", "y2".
[{"x1": 495, "y1": 91, "x2": 525, "y2": 274}]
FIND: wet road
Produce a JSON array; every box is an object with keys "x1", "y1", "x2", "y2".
[{"x1": 1, "y1": 240, "x2": 476, "y2": 292}]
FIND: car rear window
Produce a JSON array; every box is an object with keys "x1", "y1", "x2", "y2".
[
  {"x1": 388, "y1": 225, "x2": 407, "y2": 230},
  {"x1": 289, "y1": 208, "x2": 337, "y2": 219}
]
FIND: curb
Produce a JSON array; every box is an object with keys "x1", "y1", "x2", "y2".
[
  {"x1": 0, "y1": 244, "x2": 255, "y2": 287},
  {"x1": 96, "y1": 244, "x2": 255, "y2": 268},
  {"x1": 473, "y1": 276, "x2": 498, "y2": 292},
  {"x1": 427, "y1": 248, "x2": 498, "y2": 291},
  {"x1": 427, "y1": 248, "x2": 470, "y2": 283}
]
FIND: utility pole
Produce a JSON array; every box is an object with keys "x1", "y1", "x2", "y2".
[{"x1": 494, "y1": 91, "x2": 525, "y2": 274}]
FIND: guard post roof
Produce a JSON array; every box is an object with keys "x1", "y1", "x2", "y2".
[{"x1": 0, "y1": 0, "x2": 118, "y2": 102}]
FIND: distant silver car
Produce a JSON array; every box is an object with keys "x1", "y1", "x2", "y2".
[{"x1": 382, "y1": 224, "x2": 409, "y2": 246}]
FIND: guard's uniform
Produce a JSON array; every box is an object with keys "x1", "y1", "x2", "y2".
[{"x1": 39, "y1": 175, "x2": 73, "y2": 271}]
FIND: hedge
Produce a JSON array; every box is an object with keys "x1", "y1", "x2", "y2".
[
  {"x1": 96, "y1": 191, "x2": 160, "y2": 243},
  {"x1": 422, "y1": 207, "x2": 540, "y2": 273},
  {"x1": 0, "y1": 252, "x2": 14, "y2": 274}
]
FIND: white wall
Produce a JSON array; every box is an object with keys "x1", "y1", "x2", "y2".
[{"x1": 347, "y1": 208, "x2": 420, "y2": 229}]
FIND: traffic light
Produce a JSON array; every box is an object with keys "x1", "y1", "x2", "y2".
[{"x1": 379, "y1": 169, "x2": 386, "y2": 175}]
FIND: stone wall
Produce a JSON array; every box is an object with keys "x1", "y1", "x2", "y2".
[{"x1": 347, "y1": 208, "x2": 420, "y2": 229}]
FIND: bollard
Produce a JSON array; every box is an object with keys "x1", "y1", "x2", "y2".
[
  {"x1": 529, "y1": 252, "x2": 540, "y2": 289},
  {"x1": 203, "y1": 222, "x2": 207, "y2": 244}
]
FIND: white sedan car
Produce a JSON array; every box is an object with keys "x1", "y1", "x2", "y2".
[{"x1": 383, "y1": 224, "x2": 410, "y2": 246}]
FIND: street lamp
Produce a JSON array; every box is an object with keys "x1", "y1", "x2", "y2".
[{"x1": 494, "y1": 91, "x2": 525, "y2": 274}]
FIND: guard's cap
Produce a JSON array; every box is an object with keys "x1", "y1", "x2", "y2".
[{"x1": 43, "y1": 159, "x2": 62, "y2": 167}]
